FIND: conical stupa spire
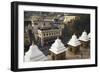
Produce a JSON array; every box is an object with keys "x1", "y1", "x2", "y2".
[
  {"x1": 88, "y1": 33, "x2": 90, "y2": 39},
  {"x1": 79, "y1": 31, "x2": 89, "y2": 41},
  {"x1": 49, "y1": 38, "x2": 66, "y2": 54},
  {"x1": 25, "y1": 44, "x2": 48, "y2": 62},
  {"x1": 67, "y1": 34, "x2": 81, "y2": 47}
]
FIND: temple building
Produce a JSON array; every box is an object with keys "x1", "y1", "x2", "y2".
[
  {"x1": 32, "y1": 17, "x2": 64, "y2": 47},
  {"x1": 24, "y1": 12, "x2": 65, "y2": 46},
  {"x1": 37, "y1": 27, "x2": 62, "y2": 47},
  {"x1": 24, "y1": 42, "x2": 48, "y2": 62},
  {"x1": 49, "y1": 38, "x2": 67, "y2": 60},
  {"x1": 63, "y1": 16, "x2": 80, "y2": 24},
  {"x1": 67, "y1": 34, "x2": 81, "y2": 54},
  {"x1": 79, "y1": 31, "x2": 90, "y2": 48}
]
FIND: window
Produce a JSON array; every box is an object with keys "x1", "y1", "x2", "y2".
[
  {"x1": 34, "y1": 23, "x2": 38, "y2": 25},
  {"x1": 44, "y1": 23, "x2": 45, "y2": 26},
  {"x1": 46, "y1": 33, "x2": 48, "y2": 36},
  {"x1": 49, "y1": 32, "x2": 51, "y2": 36},
  {"x1": 44, "y1": 34, "x2": 45, "y2": 37}
]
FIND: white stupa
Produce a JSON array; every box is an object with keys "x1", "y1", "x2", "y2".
[
  {"x1": 79, "y1": 31, "x2": 89, "y2": 42},
  {"x1": 49, "y1": 38, "x2": 66, "y2": 54},
  {"x1": 88, "y1": 33, "x2": 90, "y2": 39},
  {"x1": 24, "y1": 44, "x2": 48, "y2": 62},
  {"x1": 68, "y1": 34, "x2": 81, "y2": 47}
]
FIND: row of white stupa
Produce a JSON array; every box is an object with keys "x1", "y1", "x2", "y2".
[
  {"x1": 68, "y1": 31, "x2": 90, "y2": 47},
  {"x1": 24, "y1": 31, "x2": 90, "y2": 62}
]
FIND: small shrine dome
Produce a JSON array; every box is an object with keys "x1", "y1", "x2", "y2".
[
  {"x1": 25, "y1": 44, "x2": 48, "y2": 62},
  {"x1": 67, "y1": 34, "x2": 81, "y2": 47},
  {"x1": 88, "y1": 33, "x2": 90, "y2": 39},
  {"x1": 79, "y1": 31, "x2": 89, "y2": 42},
  {"x1": 49, "y1": 38, "x2": 66, "y2": 54}
]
